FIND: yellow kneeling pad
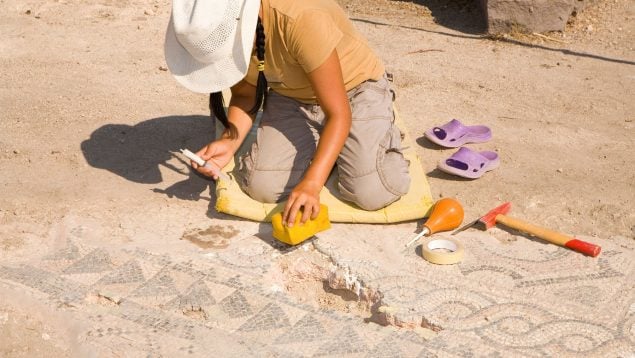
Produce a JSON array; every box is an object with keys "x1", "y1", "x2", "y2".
[
  {"x1": 271, "y1": 205, "x2": 331, "y2": 245},
  {"x1": 214, "y1": 104, "x2": 434, "y2": 223}
]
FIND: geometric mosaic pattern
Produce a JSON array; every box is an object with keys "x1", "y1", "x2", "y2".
[
  {"x1": 275, "y1": 314, "x2": 327, "y2": 343},
  {"x1": 96, "y1": 259, "x2": 146, "y2": 285},
  {"x1": 164, "y1": 279, "x2": 216, "y2": 311},
  {"x1": 219, "y1": 290, "x2": 253, "y2": 318},
  {"x1": 63, "y1": 248, "x2": 113, "y2": 274},
  {"x1": 238, "y1": 302, "x2": 290, "y2": 332},
  {"x1": 1, "y1": 217, "x2": 633, "y2": 357},
  {"x1": 131, "y1": 269, "x2": 179, "y2": 297},
  {"x1": 0, "y1": 229, "x2": 432, "y2": 356}
]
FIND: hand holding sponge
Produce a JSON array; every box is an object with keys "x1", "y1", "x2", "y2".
[{"x1": 271, "y1": 204, "x2": 331, "y2": 245}]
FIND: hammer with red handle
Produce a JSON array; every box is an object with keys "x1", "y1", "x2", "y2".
[{"x1": 455, "y1": 202, "x2": 601, "y2": 257}]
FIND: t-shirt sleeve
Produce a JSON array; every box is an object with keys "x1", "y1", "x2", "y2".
[{"x1": 287, "y1": 10, "x2": 344, "y2": 74}]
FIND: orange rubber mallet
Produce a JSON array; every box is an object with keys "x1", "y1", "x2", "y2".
[{"x1": 405, "y1": 198, "x2": 464, "y2": 247}]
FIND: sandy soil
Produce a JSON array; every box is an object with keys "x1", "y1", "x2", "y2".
[{"x1": 0, "y1": 0, "x2": 633, "y2": 354}]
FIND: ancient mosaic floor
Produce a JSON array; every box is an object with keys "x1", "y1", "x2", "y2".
[
  {"x1": 1, "y1": 215, "x2": 634, "y2": 357},
  {"x1": 318, "y1": 225, "x2": 635, "y2": 357}
]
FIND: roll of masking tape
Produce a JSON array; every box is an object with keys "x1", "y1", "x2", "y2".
[{"x1": 421, "y1": 238, "x2": 464, "y2": 265}]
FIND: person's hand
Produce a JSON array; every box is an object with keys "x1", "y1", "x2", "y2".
[
  {"x1": 283, "y1": 179, "x2": 322, "y2": 227},
  {"x1": 193, "y1": 139, "x2": 235, "y2": 180}
]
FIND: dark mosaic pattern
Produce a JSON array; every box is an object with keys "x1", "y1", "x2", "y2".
[
  {"x1": 219, "y1": 290, "x2": 253, "y2": 318},
  {"x1": 131, "y1": 269, "x2": 180, "y2": 297},
  {"x1": 275, "y1": 314, "x2": 327, "y2": 343},
  {"x1": 63, "y1": 248, "x2": 113, "y2": 274},
  {"x1": 238, "y1": 302, "x2": 291, "y2": 332},
  {"x1": 164, "y1": 279, "x2": 216, "y2": 310},
  {"x1": 96, "y1": 259, "x2": 146, "y2": 285},
  {"x1": 0, "y1": 265, "x2": 87, "y2": 302}
]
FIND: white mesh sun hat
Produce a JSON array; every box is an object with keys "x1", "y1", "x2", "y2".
[{"x1": 164, "y1": 0, "x2": 260, "y2": 93}]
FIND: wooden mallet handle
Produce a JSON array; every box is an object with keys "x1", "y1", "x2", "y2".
[{"x1": 495, "y1": 214, "x2": 601, "y2": 257}]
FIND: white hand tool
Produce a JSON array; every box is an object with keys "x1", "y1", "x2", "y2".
[{"x1": 180, "y1": 148, "x2": 230, "y2": 181}]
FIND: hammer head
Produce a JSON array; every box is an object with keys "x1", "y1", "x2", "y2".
[{"x1": 478, "y1": 202, "x2": 512, "y2": 229}]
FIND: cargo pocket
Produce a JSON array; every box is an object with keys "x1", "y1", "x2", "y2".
[
  {"x1": 350, "y1": 78, "x2": 393, "y2": 122},
  {"x1": 377, "y1": 124, "x2": 411, "y2": 197}
]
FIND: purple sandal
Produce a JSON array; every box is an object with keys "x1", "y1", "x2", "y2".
[
  {"x1": 438, "y1": 147, "x2": 500, "y2": 179},
  {"x1": 425, "y1": 119, "x2": 492, "y2": 148}
]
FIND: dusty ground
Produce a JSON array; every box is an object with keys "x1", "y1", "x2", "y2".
[{"x1": 0, "y1": 0, "x2": 634, "y2": 355}]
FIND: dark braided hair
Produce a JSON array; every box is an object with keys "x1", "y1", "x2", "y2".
[
  {"x1": 250, "y1": 17, "x2": 267, "y2": 114},
  {"x1": 209, "y1": 17, "x2": 267, "y2": 139}
]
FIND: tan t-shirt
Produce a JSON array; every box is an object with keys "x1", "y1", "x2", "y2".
[{"x1": 244, "y1": 0, "x2": 385, "y2": 103}]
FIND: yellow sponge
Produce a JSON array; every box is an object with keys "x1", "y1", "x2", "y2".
[{"x1": 271, "y1": 205, "x2": 331, "y2": 245}]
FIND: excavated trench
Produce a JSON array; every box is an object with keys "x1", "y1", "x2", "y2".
[{"x1": 269, "y1": 243, "x2": 440, "y2": 335}]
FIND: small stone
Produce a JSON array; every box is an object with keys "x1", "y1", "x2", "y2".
[
  {"x1": 556, "y1": 168, "x2": 563, "y2": 173},
  {"x1": 585, "y1": 25, "x2": 594, "y2": 32},
  {"x1": 144, "y1": 9, "x2": 154, "y2": 16},
  {"x1": 42, "y1": 333, "x2": 50, "y2": 340},
  {"x1": 159, "y1": 66, "x2": 168, "y2": 71},
  {"x1": 25, "y1": 9, "x2": 31, "y2": 15},
  {"x1": 13, "y1": 150, "x2": 19, "y2": 154}
]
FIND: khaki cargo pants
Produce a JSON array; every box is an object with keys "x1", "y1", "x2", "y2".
[{"x1": 236, "y1": 74, "x2": 411, "y2": 211}]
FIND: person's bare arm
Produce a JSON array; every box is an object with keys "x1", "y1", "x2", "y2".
[
  {"x1": 226, "y1": 80, "x2": 259, "y2": 141},
  {"x1": 194, "y1": 80, "x2": 257, "y2": 178},
  {"x1": 283, "y1": 50, "x2": 352, "y2": 226}
]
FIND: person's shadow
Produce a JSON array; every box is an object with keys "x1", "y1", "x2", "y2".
[
  {"x1": 81, "y1": 115, "x2": 320, "y2": 253},
  {"x1": 80, "y1": 115, "x2": 217, "y2": 202}
]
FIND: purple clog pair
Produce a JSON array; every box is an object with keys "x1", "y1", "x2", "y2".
[{"x1": 424, "y1": 119, "x2": 499, "y2": 179}]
